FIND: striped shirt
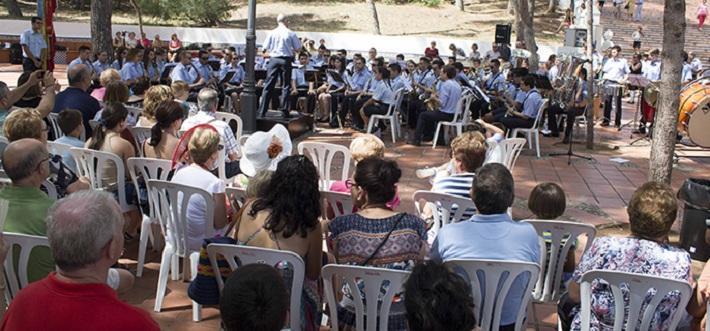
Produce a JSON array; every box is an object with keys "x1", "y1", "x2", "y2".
[{"x1": 432, "y1": 172, "x2": 477, "y2": 220}]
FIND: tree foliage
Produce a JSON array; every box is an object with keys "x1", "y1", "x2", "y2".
[{"x1": 136, "y1": 0, "x2": 235, "y2": 26}]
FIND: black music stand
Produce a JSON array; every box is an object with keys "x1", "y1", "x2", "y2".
[
  {"x1": 549, "y1": 105, "x2": 593, "y2": 165},
  {"x1": 618, "y1": 74, "x2": 650, "y2": 135}
]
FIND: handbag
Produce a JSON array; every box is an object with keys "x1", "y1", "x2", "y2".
[{"x1": 187, "y1": 206, "x2": 244, "y2": 305}]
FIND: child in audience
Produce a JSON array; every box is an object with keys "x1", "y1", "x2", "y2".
[
  {"x1": 404, "y1": 261, "x2": 477, "y2": 331},
  {"x1": 220, "y1": 263, "x2": 289, "y2": 331},
  {"x1": 54, "y1": 109, "x2": 85, "y2": 173},
  {"x1": 171, "y1": 80, "x2": 195, "y2": 118}
]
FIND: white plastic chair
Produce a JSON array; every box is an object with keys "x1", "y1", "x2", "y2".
[
  {"x1": 129, "y1": 126, "x2": 152, "y2": 157},
  {"x1": 214, "y1": 111, "x2": 243, "y2": 143},
  {"x1": 298, "y1": 142, "x2": 351, "y2": 190},
  {"x1": 206, "y1": 244, "x2": 305, "y2": 331},
  {"x1": 320, "y1": 190, "x2": 354, "y2": 219},
  {"x1": 125, "y1": 106, "x2": 142, "y2": 127},
  {"x1": 127, "y1": 157, "x2": 173, "y2": 277},
  {"x1": 412, "y1": 190, "x2": 476, "y2": 241},
  {"x1": 497, "y1": 138, "x2": 527, "y2": 171},
  {"x1": 70, "y1": 147, "x2": 135, "y2": 213},
  {"x1": 47, "y1": 113, "x2": 64, "y2": 139},
  {"x1": 508, "y1": 98, "x2": 549, "y2": 159},
  {"x1": 556, "y1": 105, "x2": 588, "y2": 138},
  {"x1": 432, "y1": 93, "x2": 475, "y2": 148},
  {"x1": 147, "y1": 179, "x2": 215, "y2": 321},
  {"x1": 2, "y1": 232, "x2": 50, "y2": 302},
  {"x1": 445, "y1": 259, "x2": 540, "y2": 331},
  {"x1": 39, "y1": 180, "x2": 58, "y2": 200},
  {"x1": 225, "y1": 186, "x2": 248, "y2": 210},
  {"x1": 366, "y1": 89, "x2": 405, "y2": 143},
  {"x1": 526, "y1": 220, "x2": 596, "y2": 303},
  {"x1": 578, "y1": 270, "x2": 692, "y2": 331},
  {"x1": 322, "y1": 264, "x2": 411, "y2": 331}
]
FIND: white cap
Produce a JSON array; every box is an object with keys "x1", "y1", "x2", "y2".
[{"x1": 239, "y1": 124, "x2": 292, "y2": 177}]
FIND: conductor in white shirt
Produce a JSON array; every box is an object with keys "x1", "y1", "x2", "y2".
[
  {"x1": 601, "y1": 46, "x2": 629, "y2": 127},
  {"x1": 259, "y1": 14, "x2": 302, "y2": 118}
]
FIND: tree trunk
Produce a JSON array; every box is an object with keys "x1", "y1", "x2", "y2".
[
  {"x1": 508, "y1": 0, "x2": 515, "y2": 15},
  {"x1": 547, "y1": 0, "x2": 557, "y2": 13},
  {"x1": 455, "y1": 0, "x2": 464, "y2": 11},
  {"x1": 515, "y1": 0, "x2": 539, "y2": 71},
  {"x1": 585, "y1": 0, "x2": 594, "y2": 149},
  {"x1": 529, "y1": 0, "x2": 536, "y2": 17},
  {"x1": 367, "y1": 0, "x2": 381, "y2": 35},
  {"x1": 128, "y1": 0, "x2": 144, "y2": 36},
  {"x1": 4, "y1": 0, "x2": 23, "y2": 17},
  {"x1": 91, "y1": 0, "x2": 113, "y2": 61},
  {"x1": 648, "y1": 0, "x2": 686, "y2": 184}
]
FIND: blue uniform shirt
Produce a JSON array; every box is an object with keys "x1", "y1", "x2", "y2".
[
  {"x1": 120, "y1": 61, "x2": 145, "y2": 82},
  {"x1": 347, "y1": 68, "x2": 372, "y2": 92},
  {"x1": 170, "y1": 63, "x2": 198, "y2": 84},
  {"x1": 291, "y1": 65, "x2": 312, "y2": 87},
  {"x1": 521, "y1": 88, "x2": 543, "y2": 118},
  {"x1": 192, "y1": 60, "x2": 214, "y2": 81},
  {"x1": 263, "y1": 24, "x2": 301, "y2": 58},
  {"x1": 92, "y1": 60, "x2": 111, "y2": 77},
  {"x1": 438, "y1": 79, "x2": 463, "y2": 114}
]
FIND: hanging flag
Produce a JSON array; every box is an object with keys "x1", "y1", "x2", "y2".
[{"x1": 37, "y1": 0, "x2": 57, "y2": 71}]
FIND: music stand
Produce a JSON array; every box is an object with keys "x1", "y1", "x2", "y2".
[
  {"x1": 619, "y1": 74, "x2": 651, "y2": 138},
  {"x1": 549, "y1": 104, "x2": 593, "y2": 165}
]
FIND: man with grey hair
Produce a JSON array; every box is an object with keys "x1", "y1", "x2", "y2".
[
  {"x1": 52, "y1": 63, "x2": 101, "y2": 136},
  {"x1": 0, "y1": 190, "x2": 159, "y2": 330},
  {"x1": 180, "y1": 88, "x2": 240, "y2": 176},
  {"x1": 259, "y1": 13, "x2": 302, "y2": 118}
]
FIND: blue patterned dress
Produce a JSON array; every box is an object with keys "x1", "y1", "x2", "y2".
[
  {"x1": 569, "y1": 236, "x2": 693, "y2": 331},
  {"x1": 328, "y1": 213, "x2": 427, "y2": 331}
]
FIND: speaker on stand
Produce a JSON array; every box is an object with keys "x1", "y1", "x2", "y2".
[{"x1": 494, "y1": 24, "x2": 512, "y2": 45}]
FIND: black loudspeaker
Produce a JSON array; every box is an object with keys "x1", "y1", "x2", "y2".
[{"x1": 494, "y1": 24, "x2": 512, "y2": 44}]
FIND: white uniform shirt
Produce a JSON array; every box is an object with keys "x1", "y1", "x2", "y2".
[
  {"x1": 20, "y1": 29, "x2": 47, "y2": 59},
  {"x1": 602, "y1": 57, "x2": 629, "y2": 82},
  {"x1": 263, "y1": 24, "x2": 301, "y2": 58}
]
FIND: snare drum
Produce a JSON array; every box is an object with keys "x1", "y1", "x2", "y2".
[{"x1": 603, "y1": 81, "x2": 625, "y2": 99}]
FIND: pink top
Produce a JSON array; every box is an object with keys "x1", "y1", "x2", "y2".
[
  {"x1": 698, "y1": 4, "x2": 708, "y2": 16},
  {"x1": 90, "y1": 87, "x2": 106, "y2": 102},
  {"x1": 169, "y1": 39, "x2": 182, "y2": 50},
  {"x1": 329, "y1": 180, "x2": 401, "y2": 210}
]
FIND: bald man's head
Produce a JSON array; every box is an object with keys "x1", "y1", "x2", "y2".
[
  {"x1": 2, "y1": 138, "x2": 48, "y2": 183},
  {"x1": 67, "y1": 64, "x2": 90, "y2": 87}
]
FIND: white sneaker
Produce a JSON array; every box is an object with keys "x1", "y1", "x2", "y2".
[{"x1": 416, "y1": 167, "x2": 437, "y2": 179}]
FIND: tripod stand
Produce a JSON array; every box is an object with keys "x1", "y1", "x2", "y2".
[{"x1": 549, "y1": 107, "x2": 593, "y2": 165}]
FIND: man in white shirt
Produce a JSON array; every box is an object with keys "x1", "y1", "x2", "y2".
[
  {"x1": 689, "y1": 51, "x2": 704, "y2": 79},
  {"x1": 259, "y1": 14, "x2": 302, "y2": 118},
  {"x1": 20, "y1": 17, "x2": 47, "y2": 72},
  {"x1": 642, "y1": 49, "x2": 662, "y2": 81},
  {"x1": 180, "y1": 88, "x2": 241, "y2": 178},
  {"x1": 601, "y1": 46, "x2": 629, "y2": 127}
]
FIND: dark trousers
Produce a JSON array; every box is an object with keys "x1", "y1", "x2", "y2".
[
  {"x1": 413, "y1": 110, "x2": 454, "y2": 143},
  {"x1": 407, "y1": 96, "x2": 426, "y2": 129},
  {"x1": 548, "y1": 105, "x2": 586, "y2": 138},
  {"x1": 23, "y1": 57, "x2": 39, "y2": 72},
  {"x1": 603, "y1": 94, "x2": 622, "y2": 126},
  {"x1": 259, "y1": 56, "x2": 293, "y2": 116},
  {"x1": 359, "y1": 102, "x2": 390, "y2": 130},
  {"x1": 557, "y1": 292, "x2": 577, "y2": 331},
  {"x1": 347, "y1": 95, "x2": 372, "y2": 129},
  {"x1": 500, "y1": 116, "x2": 535, "y2": 131},
  {"x1": 288, "y1": 88, "x2": 316, "y2": 114},
  {"x1": 471, "y1": 99, "x2": 490, "y2": 119}
]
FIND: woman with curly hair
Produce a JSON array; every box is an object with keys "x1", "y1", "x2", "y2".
[
  {"x1": 137, "y1": 85, "x2": 174, "y2": 127},
  {"x1": 233, "y1": 155, "x2": 323, "y2": 331}
]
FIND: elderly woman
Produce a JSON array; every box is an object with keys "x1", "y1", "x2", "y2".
[
  {"x1": 233, "y1": 155, "x2": 323, "y2": 331},
  {"x1": 558, "y1": 182, "x2": 693, "y2": 331},
  {"x1": 138, "y1": 85, "x2": 174, "y2": 127},
  {"x1": 91, "y1": 68, "x2": 122, "y2": 102},
  {"x1": 327, "y1": 157, "x2": 427, "y2": 331},
  {"x1": 170, "y1": 125, "x2": 228, "y2": 251}
]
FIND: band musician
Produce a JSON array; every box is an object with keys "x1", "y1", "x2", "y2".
[
  {"x1": 546, "y1": 66, "x2": 589, "y2": 144},
  {"x1": 407, "y1": 65, "x2": 463, "y2": 146}
]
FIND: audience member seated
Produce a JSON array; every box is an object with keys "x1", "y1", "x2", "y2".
[
  {"x1": 180, "y1": 88, "x2": 240, "y2": 178},
  {"x1": 93, "y1": 80, "x2": 130, "y2": 122},
  {"x1": 90, "y1": 68, "x2": 121, "y2": 102},
  {"x1": 143, "y1": 101, "x2": 183, "y2": 160},
  {"x1": 3, "y1": 108, "x2": 89, "y2": 196},
  {"x1": 425, "y1": 41, "x2": 440, "y2": 59},
  {"x1": 0, "y1": 190, "x2": 157, "y2": 330},
  {"x1": 171, "y1": 81, "x2": 196, "y2": 118},
  {"x1": 54, "y1": 108, "x2": 85, "y2": 172},
  {"x1": 404, "y1": 261, "x2": 477, "y2": 331},
  {"x1": 170, "y1": 125, "x2": 229, "y2": 251},
  {"x1": 558, "y1": 182, "x2": 693, "y2": 331},
  {"x1": 484, "y1": 75, "x2": 543, "y2": 131},
  {"x1": 13, "y1": 72, "x2": 42, "y2": 108},
  {"x1": 408, "y1": 65, "x2": 463, "y2": 146},
  {"x1": 53, "y1": 64, "x2": 102, "y2": 136},
  {"x1": 431, "y1": 131, "x2": 486, "y2": 198},
  {"x1": 430, "y1": 163, "x2": 540, "y2": 330},
  {"x1": 0, "y1": 139, "x2": 56, "y2": 282},
  {"x1": 233, "y1": 155, "x2": 323, "y2": 331},
  {"x1": 1, "y1": 71, "x2": 56, "y2": 130},
  {"x1": 138, "y1": 85, "x2": 174, "y2": 127},
  {"x1": 525, "y1": 182, "x2": 576, "y2": 283},
  {"x1": 327, "y1": 157, "x2": 427, "y2": 331},
  {"x1": 236, "y1": 124, "x2": 291, "y2": 187},
  {"x1": 219, "y1": 263, "x2": 289, "y2": 331},
  {"x1": 86, "y1": 103, "x2": 141, "y2": 237}
]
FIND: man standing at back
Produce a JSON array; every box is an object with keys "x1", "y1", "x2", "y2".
[
  {"x1": 20, "y1": 17, "x2": 47, "y2": 72},
  {"x1": 259, "y1": 14, "x2": 301, "y2": 118},
  {"x1": 0, "y1": 190, "x2": 158, "y2": 330},
  {"x1": 430, "y1": 163, "x2": 540, "y2": 331}
]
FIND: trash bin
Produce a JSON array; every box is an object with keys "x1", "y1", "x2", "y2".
[{"x1": 678, "y1": 178, "x2": 710, "y2": 261}]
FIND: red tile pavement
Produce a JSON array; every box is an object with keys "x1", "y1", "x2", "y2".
[{"x1": 3, "y1": 63, "x2": 710, "y2": 330}]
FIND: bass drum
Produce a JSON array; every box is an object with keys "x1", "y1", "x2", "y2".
[
  {"x1": 686, "y1": 97, "x2": 710, "y2": 147},
  {"x1": 678, "y1": 78, "x2": 710, "y2": 132}
]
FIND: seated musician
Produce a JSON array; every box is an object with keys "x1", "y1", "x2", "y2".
[
  {"x1": 467, "y1": 58, "x2": 484, "y2": 81},
  {"x1": 471, "y1": 59, "x2": 506, "y2": 119},
  {"x1": 311, "y1": 45, "x2": 327, "y2": 67},
  {"x1": 119, "y1": 48, "x2": 146, "y2": 87},
  {"x1": 219, "y1": 52, "x2": 245, "y2": 114},
  {"x1": 452, "y1": 62, "x2": 470, "y2": 86},
  {"x1": 288, "y1": 52, "x2": 316, "y2": 115},
  {"x1": 193, "y1": 50, "x2": 216, "y2": 83},
  {"x1": 170, "y1": 50, "x2": 205, "y2": 92},
  {"x1": 546, "y1": 67, "x2": 589, "y2": 143},
  {"x1": 484, "y1": 75, "x2": 542, "y2": 131},
  {"x1": 407, "y1": 65, "x2": 463, "y2": 146},
  {"x1": 388, "y1": 63, "x2": 412, "y2": 93},
  {"x1": 348, "y1": 65, "x2": 383, "y2": 126},
  {"x1": 342, "y1": 56, "x2": 372, "y2": 125},
  {"x1": 315, "y1": 55, "x2": 346, "y2": 125},
  {"x1": 407, "y1": 60, "x2": 444, "y2": 128},
  {"x1": 355, "y1": 66, "x2": 396, "y2": 133}
]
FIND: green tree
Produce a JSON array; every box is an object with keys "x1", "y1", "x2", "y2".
[{"x1": 138, "y1": 0, "x2": 235, "y2": 26}]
